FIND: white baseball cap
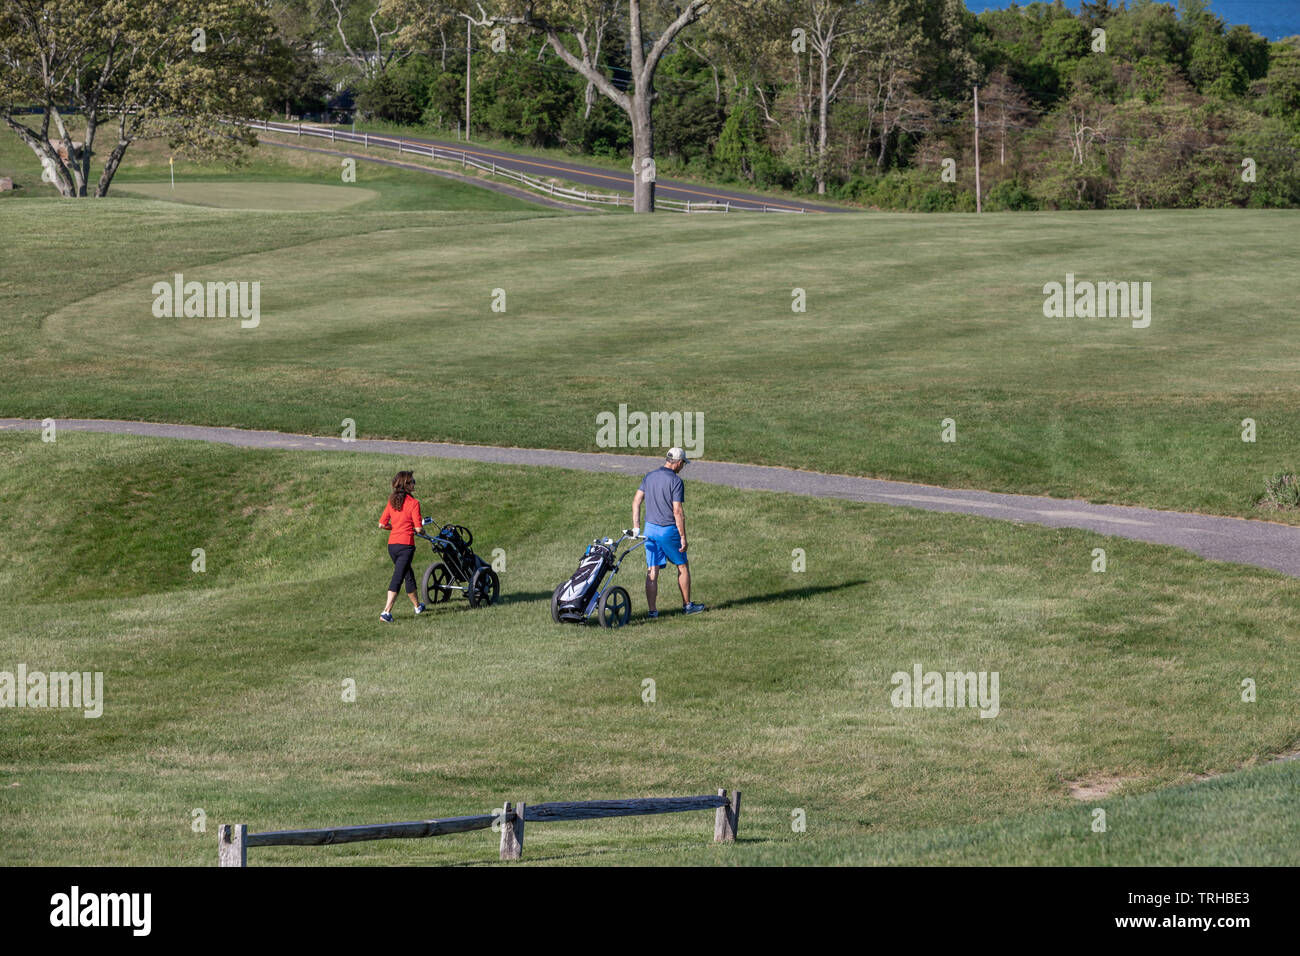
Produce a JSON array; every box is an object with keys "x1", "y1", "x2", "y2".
[{"x1": 666, "y1": 447, "x2": 689, "y2": 463}]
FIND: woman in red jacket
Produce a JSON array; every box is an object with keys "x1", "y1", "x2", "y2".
[{"x1": 378, "y1": 470, "x2": 424, "y2": 622}]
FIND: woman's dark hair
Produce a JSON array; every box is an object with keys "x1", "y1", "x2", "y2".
[{"x1": 389, "y1": 471, "x2": 415, "y2": 509}]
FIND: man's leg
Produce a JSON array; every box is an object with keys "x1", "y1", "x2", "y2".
[
  {"x1": 676, "y1": 562, "x2": 691, "y2": 606},
  {"x1": 646, "y1": 564, "x2": 659, "y2": 614}
]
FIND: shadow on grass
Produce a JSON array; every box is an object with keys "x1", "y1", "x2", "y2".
[
  {"x1": 418, "y1": 580, "x2": 868, "y2": 622},
  {"x1": 417, "y1": 589, "x2": 556, "y2": 614},
  {"x1": 704, "y1": 579, "x2": 869, "y2": 613},
  {"x1": 445, "y1": 835, "x2": 774, "y2": 867}
]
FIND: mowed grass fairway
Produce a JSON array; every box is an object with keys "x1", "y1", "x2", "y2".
[
  {"x1": 2, "y1": 131, "x2": 1298, "y2": 866},
  {"x1": 1, "y1": 178, "x2": 1298, "y2": 519},
  {"x1": 1, "y1": 432, "x2": 1298, "y2": 865},
  {"x1": 0, "y1": 131, "x2": 547, "y2": 213},
  {"x1": 113, "y1": 181, "x2": 381, "y2": 211}
]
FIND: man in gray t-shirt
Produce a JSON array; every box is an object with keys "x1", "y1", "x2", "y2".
[{"x1": 631, "y1": 447, "x2": 705, "y2": 617}]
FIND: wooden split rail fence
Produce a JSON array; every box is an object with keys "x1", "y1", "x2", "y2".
[
  {"x1": 244, "y1": 119, "x2": 805, "y2": 214},
  {"x1": 219, "y1": 789, "x2": 740, "y2": 865}
]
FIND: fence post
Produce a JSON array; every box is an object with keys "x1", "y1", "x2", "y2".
[
  {"x1": 500, "y1": 802, "x2": 525, "y2": 861},
  {"x1": 219, "y1": 824, "x2": 247, "y2": 867},
  {"x1": 714, "y1": 789, "x2": 741, "y2": 843},
  {"x1": 297, "y1": 121, "x2": 301, "y2": 137}
]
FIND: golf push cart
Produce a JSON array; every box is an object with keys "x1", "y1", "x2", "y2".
[
  {"x1": 415, "y1": 517, "x2": 501, "y2": 608},
  {"x1": 552, "y1": 529, "x2": 645, "y2": 628}
]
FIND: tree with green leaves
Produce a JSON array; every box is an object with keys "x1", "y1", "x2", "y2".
[
  {"x1": 462, "y1": 1, "x2": 711, "y2": 211},
  {"x1": 0, "y1": 0, "x2": 283, "y2": 197},
  {"x1": 322, "y1": 0, "x2": 411, "y2": 79}
]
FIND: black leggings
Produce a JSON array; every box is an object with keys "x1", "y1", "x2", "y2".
[{"x1": 388, "y1": 544, "x2": 417, "y2": 594}]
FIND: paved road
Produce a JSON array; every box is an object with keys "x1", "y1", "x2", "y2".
[
  {"x1": 5, "y1": 418, "x2": 1298, "y2": 579},
  {"x1": 257, "y1": 121, "x2": 849, "y2": 214}
]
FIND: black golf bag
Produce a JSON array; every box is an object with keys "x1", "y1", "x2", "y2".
[
  {"x1": 435, "y1": 524, "x2": 485, "y2": 580},
  {"x1": 554, "y1": 543, "x2": 614, "y2": 622}
]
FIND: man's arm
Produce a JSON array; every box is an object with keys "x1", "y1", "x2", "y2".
[
  {"x1": 631, "y1": 489, "x2": 644, "y2": 533},
  {"x1": 673, "y1": 501, "x2": 687, "y2": 551}
]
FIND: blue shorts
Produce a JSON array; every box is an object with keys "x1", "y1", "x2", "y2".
[{"x1": 644, "y1": 522, "x2": 686, "y2": 568}]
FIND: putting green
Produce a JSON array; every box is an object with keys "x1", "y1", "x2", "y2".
[{"x1": 116, "y1": 180, "x2": 379, "y2": 211}]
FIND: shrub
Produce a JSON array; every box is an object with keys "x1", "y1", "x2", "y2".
[
  {"x1": 1258, "y1": 472, "x2": 1300, "y2": 510},
  {"x1": 985, "y1": 179, "x2": 1040, "y2": 211}
]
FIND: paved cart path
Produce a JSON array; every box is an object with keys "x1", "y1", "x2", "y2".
[{"x1": 3, "y1": 418, "x2": 1297, "y2": 579}]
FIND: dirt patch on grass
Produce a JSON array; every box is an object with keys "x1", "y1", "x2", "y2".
[{"x1": 1066, "y1": 775, "x2": 1139, "y2": 800}]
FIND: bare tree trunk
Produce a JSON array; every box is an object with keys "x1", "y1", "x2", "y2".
[
  {"x1": 631, "y1": 92, "x2": 655, "y2": 213},
  {"x1": 999, "y1": 104, "x2": 1006, "y2": 165},
  {"x1": 4, "y1": 114, "x2": 77, "y2": 196},
  {"x1": 96, "y1": 140, "x2": 130, "y2": 197},
  {"x1": 817, "y1": 52, "x2": 830, "y2": 194},
  {"x1": 584, "y1": 31, "x2": 603, "y2": 119},
  {"x1": 478, "y1": 0, "x2": 707, "y2": 213},
  {"x1": 80, "y1": 114, "x2": 99, "y2": 194},
  {"x1": 48, "y1": 107, "x2": 87, "y2": 196}
]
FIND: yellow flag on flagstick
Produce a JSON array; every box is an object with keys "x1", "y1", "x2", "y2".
[{"x1": 169, "y1": 155, "x2": 174, "y2": 190}]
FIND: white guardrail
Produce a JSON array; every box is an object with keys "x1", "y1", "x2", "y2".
[{"x1": 245, "y1": 119, "x2": 806, "y2": 213}]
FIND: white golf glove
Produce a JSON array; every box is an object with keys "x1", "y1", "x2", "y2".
[{"x1": 632, "y1": 527, "x2": 640, "y2": 538}]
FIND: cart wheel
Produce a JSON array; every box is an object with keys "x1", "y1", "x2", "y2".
[
  {"x1": 421, "y1": 562, "x2": 453, "y2": 605},
  {"x1": 551, "y1": 584, "x2": 564, "y2": 623},
  {"x1": 468, "y1": 568, "x2": 500, "y2": 608},
  {"x1": 598, "y1": 586, "x2": 631, "y2": 628}
]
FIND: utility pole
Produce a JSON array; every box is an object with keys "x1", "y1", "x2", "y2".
[
  {"x1": 465, "y1": 19, "x2": 472, "y2": 141},
  {"x1": 973, "y1": 85, "x2": 982, "y2": 214}
]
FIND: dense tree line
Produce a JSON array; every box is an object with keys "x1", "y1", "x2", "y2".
[
  {"x1": 6, "y1": 1, "x2": 1296, "y2": 207},
  {"x1": 290, "y1": 0, "x2": 1297, "y2": 210}
]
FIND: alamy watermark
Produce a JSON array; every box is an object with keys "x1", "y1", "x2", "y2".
[
  {"x1": 890, "y1": 663, "x2": 999, "y2": 718},
  {"x1": 151, "y1": 273, "x2": 260, "y2": 328},
  {"x1": 50, "y1": 886, "x2": 150, "y2": 936},
  {"x1": 596, "y1": 404, "x2": 703, "y2": 459},
  {"x1": 1, "y1": 665, "x2": 103, "y2": 718},
  {"x1": 1042, "y1": 273, "x2": 1151, "y2": 329}
]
